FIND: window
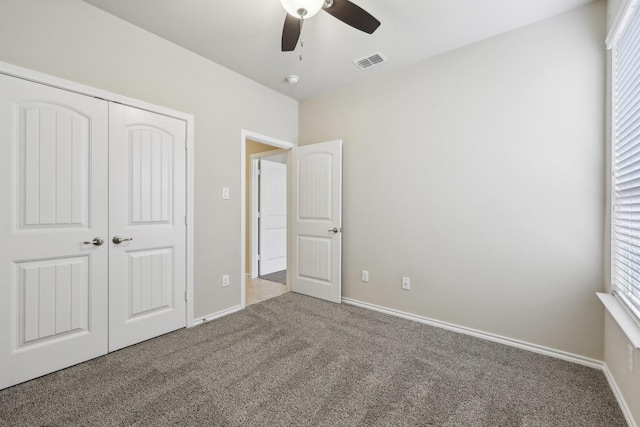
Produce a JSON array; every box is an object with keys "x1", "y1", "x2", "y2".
[{"x1": 610, "y1": 0, "x2": 640, "y2": 322}]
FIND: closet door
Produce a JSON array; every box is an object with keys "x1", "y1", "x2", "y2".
[
  {"x1": 108, "y1": 103, "x2": 187, "y2": 352},
  {"x1": 0, "y1": 75, "x2": 109, "y2": 389}
]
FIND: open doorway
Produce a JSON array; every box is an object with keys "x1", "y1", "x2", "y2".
[
  {"x1": 247, "y1": 145, "x2": 287, "y2": 305},
  {"x1": 241, "y1": 131, "x2": 295, "y2": 308},
  {"x1": 251, "y1": 151, "x2": 287, "y2": 277}
]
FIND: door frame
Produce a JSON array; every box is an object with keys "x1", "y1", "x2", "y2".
[
  {"x1": 240, "y1": 130, "x2": 295, "y2": 308},
  {"x1": 250, "y1": 149, "x2": 288, "y2": 279},
  {"x1": 0, "y1": 61, "x2": 197, "y2": 328}
]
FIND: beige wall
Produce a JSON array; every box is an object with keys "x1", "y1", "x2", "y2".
[
  {"x1": 300, "y1": 1, "x2": 606, "y2": 359},
  {"x1": 245, "y1": 140, "x2": 280, "y2": 274},
  {"x1": 0, "y1": 0, "x2": 298, "y2": 318}
]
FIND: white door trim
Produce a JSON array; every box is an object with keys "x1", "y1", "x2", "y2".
[
  {"x1": 249, "y1": 149, "x2": 288, "y2": 279},
  {"x1": 0, "y1": 61, "x2": 196, "y2": 328},
  {"x1": 241, "y1": 130, "x2": 296, "y2": 308}
]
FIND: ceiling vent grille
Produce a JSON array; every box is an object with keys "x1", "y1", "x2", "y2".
[{"x1": 354, "y1": 52, "x2": 387, "y2": 70}]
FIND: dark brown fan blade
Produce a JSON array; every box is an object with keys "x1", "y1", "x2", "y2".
[
  {"x1": 323, "y1": 0, "x2": 380, "y2": 34},
  {"x1": 282, "y1": 14, "x2": 301, "y2": 51}
]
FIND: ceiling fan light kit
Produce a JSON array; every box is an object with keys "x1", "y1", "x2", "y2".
[{"x1": 279, "y1": 0, "x2": 324, "y2": 18}]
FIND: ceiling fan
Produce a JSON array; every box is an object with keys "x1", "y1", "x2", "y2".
[{"x1": 280, "y1": 0, "x2": 381, "y2": 51}]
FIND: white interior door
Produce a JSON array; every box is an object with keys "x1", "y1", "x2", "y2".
[
  {"x1": 108, "y1": 103, "x2": 187, "y2": 352},
  {"x1": 259, "y1": 159, "x2": 287, "y2": 275},
  {"x1": 0, "y1": 75, "x2": 109, "y2": 389},
  {"x1": 290, "y1": 140, "x2": 342, "y2": 303}
]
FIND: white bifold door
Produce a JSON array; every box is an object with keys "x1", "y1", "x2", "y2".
[
  {"x1": 0, "y1": 75, "x2": 186, "y2": 389},
  {"x1": 290, "y1": 140, "x2": 342, "y2": 303}
]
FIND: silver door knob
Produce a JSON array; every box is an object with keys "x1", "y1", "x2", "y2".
[
  {"x1": 83, "y1": 237, "x2": 104, "y2": 246},
  {"x1": 112, "y1": 236, "x2": 133, "y2": 244},
  {"x1": 328, "y1": 227, "x2": 339, "y2": 234}
]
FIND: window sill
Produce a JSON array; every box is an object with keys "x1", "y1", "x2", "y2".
[{"x1": 597, "y1": 292, "x2": 640, "y2": 349}]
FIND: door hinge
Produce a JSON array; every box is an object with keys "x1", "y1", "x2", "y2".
[
  {"x1": 257, "y1": 169, "x2": 261, "y2": 176},
  {"x1": 257, "y1": 254, "x2": 260, "y2": 261},
  {"x1": 185, "y1": 215, "x2": 188, "y2": 225},
  {"x1": 185, "y1": 291, "x2": 188, "y2": 302},
  {"x1": 257, "y1": 212, "x2": 261, "y2": 219}
]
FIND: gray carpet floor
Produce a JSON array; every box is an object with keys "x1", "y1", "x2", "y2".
[
  {"x1": 0, "y1": 293, "x2": 626, "y2": 426},
  {"x1": 259, "y1": 269, "x2": 286, "y2": 285}
]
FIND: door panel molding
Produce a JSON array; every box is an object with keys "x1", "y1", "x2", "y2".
[
  {"x1": 17, "y1": 103, "x2": 91, "y2": 229},
  {"x1": 14, "y1": 255, "x2": 90, "y2": 350}
]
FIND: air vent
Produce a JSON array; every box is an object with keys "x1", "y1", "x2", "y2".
[{"x1": 354, "y1": 52, "x2": 387, "y2": 70}]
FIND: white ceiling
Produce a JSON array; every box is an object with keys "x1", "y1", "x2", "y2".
[{"x1": 82, "y1": 0, "x2": 595, "y2": 101}]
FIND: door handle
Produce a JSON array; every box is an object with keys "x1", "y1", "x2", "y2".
[
  {"x1": 328, "y1": 227, "x2": 339, "y2": 234},
  {"x1": 112, "y1": 236, "x2": 133, "y2": 244},
  {"x1": 83, "y1": 237, "x2": 104, "y2": 246}
]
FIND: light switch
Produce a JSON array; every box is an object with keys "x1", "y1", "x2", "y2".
[{"x1": 222, "y1": 187, "x2": 230, "y2": 200}]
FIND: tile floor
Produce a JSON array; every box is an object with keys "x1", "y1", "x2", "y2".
[{"x1": 245, "y1": 276, "x2": 289, "y2": 306}]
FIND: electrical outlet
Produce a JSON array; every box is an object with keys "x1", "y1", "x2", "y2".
[
  {"x1": 402, "y1": 276, "x2": 410, "y2": 290},
  {"x1": 629, "y1": 344, "x2": 634, "y2": 373},
  {"x1": 361, "y1": 270, "x2": 369, "y2": 282},
  {"x1": 222, "y1": 274, "x2": 230, "y2": 287}
]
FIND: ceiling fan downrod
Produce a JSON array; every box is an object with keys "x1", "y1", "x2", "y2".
[{"x1": 299, "y1": 16, "x2": 304, "y2": 60}]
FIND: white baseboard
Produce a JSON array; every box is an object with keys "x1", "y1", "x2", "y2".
[
  {"x1": 191, "y1": 305, "x2": 243, "y2": 327},
  {"x1": 602, "y1": 364, "x2": 638, "y2": 427},
  {"x1": 342, "y1": 297, "x2": 603, "y2": 369}
]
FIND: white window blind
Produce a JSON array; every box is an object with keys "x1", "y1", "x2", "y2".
[{"x1": 611, "y1": 0, "x2": 640, "y2": 321}]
